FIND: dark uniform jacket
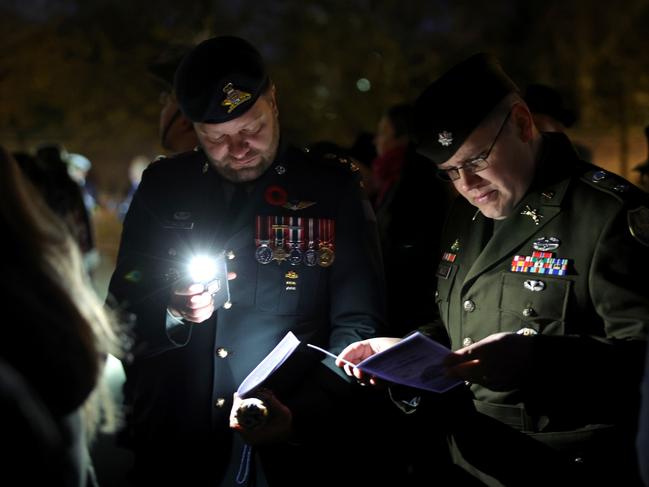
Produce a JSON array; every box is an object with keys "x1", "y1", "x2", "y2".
[
  {"x1": 430, "y1": 133, "x2": 649, "y2": 485},
  {"x1": 108, "y1": 142, "x2": 385, "y2": 486}
]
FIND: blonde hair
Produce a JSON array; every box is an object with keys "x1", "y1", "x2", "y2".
[{"x1": 0, "y1": 147, "x2": 125, "y2": 439}]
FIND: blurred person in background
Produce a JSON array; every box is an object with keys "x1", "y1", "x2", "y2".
[
  {"x1": 1, "y1": 146, "x2": 126, "y2": 486},
  {"x1": 31, "y1": 143, "x2": 98, "y2": 274},
  {"x1": 149, "y1": 43, "x2": 199, "y2": 154},
  {"x1": 632, "y1": 124, "x2": 649, "y2": 193},
  {"x1": 66, "y1": 152, "x2": 99, "y2": 212},
  {"x1": 524, "y1": 83, "x2": 593, "y2": 162}
]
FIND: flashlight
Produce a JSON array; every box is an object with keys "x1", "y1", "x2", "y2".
[
  {"x1": 188, "y1": 255, "x2": 219, "y2": 284},
  {"x1": 187, "y1": 253, "x2": 231, "y2": 309}
]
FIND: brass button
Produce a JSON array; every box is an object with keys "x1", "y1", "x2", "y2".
[
  {"x1": 223, "y1": 301, "x2": 233, "y2": 309},
  {"x1": 463, "y1": 300, "x2": 476, "y2": 312},
  {"x1": 462, "y1": 337, "x2": 474, "y2": 347},
  {"x1": 216, "y1": 347, "x2": 229, "y2": 358},
  {"x1": 214, "y1": 398, "x2": 226, "y2": 408},
  {"x1": 226, "y1": 250, "x2": 236, "y2": 260},
  {"x1": 522, "y1": 307, "x2": 536, "y2": 317},
  {"x1": 434, "y1": 290, "x2": 440, "y2": 299}
]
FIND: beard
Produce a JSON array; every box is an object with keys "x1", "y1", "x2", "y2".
[
  {"x1": 210, "y1": 152, "x2": 274, "y2": 182},
  {"x1": 204, "y1": 121, "x2": 280, "y2": 183}
]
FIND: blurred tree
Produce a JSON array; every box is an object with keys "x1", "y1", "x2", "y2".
[{"x1": 1, "y1": 0, "x2": 649, "y2": 189}]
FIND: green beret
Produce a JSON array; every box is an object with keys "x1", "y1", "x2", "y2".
[
  {"x1": 412, "y1": 53, "x2": 519, "y2": 164},
  {"x1": 174, "y1": 36, "x2": 269, "y2": 123}
]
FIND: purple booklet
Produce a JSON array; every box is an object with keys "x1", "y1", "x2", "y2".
[{"x1": 309, "y1": 332, "x2": 462, "y2": 393}]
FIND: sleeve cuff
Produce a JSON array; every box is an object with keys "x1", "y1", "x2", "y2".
[
  {"x1": 165, "y1": 308, "x2": 192, "y2": 346},
  {"x1": 388, "y1": 386, "x2": 421, "y2": 415}
]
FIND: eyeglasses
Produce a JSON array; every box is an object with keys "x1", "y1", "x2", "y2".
[{"x1": 436, "y1": 109, "x2": 512, "y2": 182}]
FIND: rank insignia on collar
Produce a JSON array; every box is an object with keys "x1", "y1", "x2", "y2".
[
  {"x1": 628, "y1": 206, "x2": 649, "y2": 247},
  {"x1": 521, "y1": 205, "x2": 543, "y2": 225},
  {"x1": 283, "y1": 200, "x2": 317, "y2": 211},
  {"x1": 438, "y1": 131, "x2": 453, "y2": 147},
  {"x1": 221, "y1": 82, "x2": 252, "y2": 114}
]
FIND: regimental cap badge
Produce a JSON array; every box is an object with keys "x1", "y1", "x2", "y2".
[
  {"x1": 221, "y1": 82, "x2": 252, "y2": 114},
  {"x1": 438, "y1": 131, "x2": 453, "y2": 147}
]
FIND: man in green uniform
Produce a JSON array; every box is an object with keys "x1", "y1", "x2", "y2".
[{"x1": 337, "y1": 53, "x2": 649, "y2": 485}]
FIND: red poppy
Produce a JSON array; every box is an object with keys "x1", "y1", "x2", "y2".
[{"x1": 264, "y1": 185, "x2": 288, "y2": 206}]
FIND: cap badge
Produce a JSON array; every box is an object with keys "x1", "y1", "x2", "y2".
[
  {"x1": 438, "y1": 131, "x2": 453, "y2": 147},
  {"x1": 221, "y1": 82, "x2": 252, "y2": 113}
]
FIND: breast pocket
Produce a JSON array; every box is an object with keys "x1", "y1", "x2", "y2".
[
  {"x1": 498, "y1": 273, "x2": 571, "y2": 334},
  {"x1": 255, "y1": 264, "x2": 325, "y2": 316}
]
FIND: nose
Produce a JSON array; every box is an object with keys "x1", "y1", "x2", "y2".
[
  {"x1": 228, "y1": 136, "x2": 249, "y2": 159},
  {"x1": 457, "y1": 168, "x2": 483, "y2": 191}
]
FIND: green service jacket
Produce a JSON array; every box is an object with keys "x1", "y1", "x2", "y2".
[{"x1": 433, "y1": 133, "x2": 649, "y2": 438}]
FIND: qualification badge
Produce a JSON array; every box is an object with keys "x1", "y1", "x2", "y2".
[{"x1": 221, "y1": 82, "x2": 252, "y2": 114}]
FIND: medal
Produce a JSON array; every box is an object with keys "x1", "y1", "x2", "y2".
[
  {"x1": 304, "y1": 218, "x2": 318, "y2": 266},
  {"x1": 254, "y1": 216, "x2": 274, "y2": 264},
  {"x1": 255, "y1": 243, "x2": 273, "y2": 264},
  {"x1": 317, "y1": 218, "x2": 335, "y2": 267},
  {"x1": 288, "y1": 217, "x2": 304, "y2": 265},
  {"x1": 272, "y1": 216, "x2": 288, "y2": 264},
  {"x1": 318, "y1": 246, "x2": 335, "y2": 267}
]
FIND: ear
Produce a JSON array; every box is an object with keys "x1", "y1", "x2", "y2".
[
  {"x1": 179, "y1": 114, "x2": 193, "y2": 130},
  {"x1": 511, "y1": 102, "x2": 534, "y2": 143},
  {"x1": 267, "y1": 83, "x2": 279, "y2": 117}
]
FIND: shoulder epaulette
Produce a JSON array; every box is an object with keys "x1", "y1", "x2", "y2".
[
  {"x1": 306, "y1": 149, "x2": 362, "y2": 175},
  {"x1": 581, "y1": 168, "x2": 639, "y2": 202}
]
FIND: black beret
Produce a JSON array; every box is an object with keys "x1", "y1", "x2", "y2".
[
  {"x1": 412, "y1": 53, "x2": 519, "y2": 164},
  {"x1": 524, "y1": 83, "x2": 576, "y2": 128},
  {"x1": 174, "y1": 36, "x2": 269, "y2": 123}
]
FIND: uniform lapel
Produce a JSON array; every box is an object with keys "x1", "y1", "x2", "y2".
[
  {"x1": 461, "y1": 174, "x2": 571, "y2": 292},
  {"x1": 224, "y1": 144, "x2": 290, "y2": 247}
]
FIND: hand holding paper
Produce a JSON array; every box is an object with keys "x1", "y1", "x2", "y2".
[{"x1": 334, "y1": 332, "x2": 463, "y2": 393}]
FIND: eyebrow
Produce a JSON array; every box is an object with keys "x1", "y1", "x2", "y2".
[{"x1": 199, "y1": 112, "x2": 264, "y2": 137}]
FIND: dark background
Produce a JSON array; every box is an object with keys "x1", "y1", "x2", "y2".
[{"x1": 2, "y1": 0, "x2": 649, "y2": 196}]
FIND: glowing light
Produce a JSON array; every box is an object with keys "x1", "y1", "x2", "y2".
[
  {"x1": 356, "y1": 78, "x2": 371, "y2": 92},
  {"x1": 188, "y1": 255, "x2": 218, "y2": 283}
]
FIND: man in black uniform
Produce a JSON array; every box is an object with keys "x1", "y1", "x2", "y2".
[
  {"x1": 108, "y1": 36, "x2": 385, "y2": 486},
  {"x1": 338, "y1": 53, "x2": 649, "y2": 485}
]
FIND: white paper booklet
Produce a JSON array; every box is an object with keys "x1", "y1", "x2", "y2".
[{"x1": 237, "y1": 331, "x2": 301, "y2": 398}]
